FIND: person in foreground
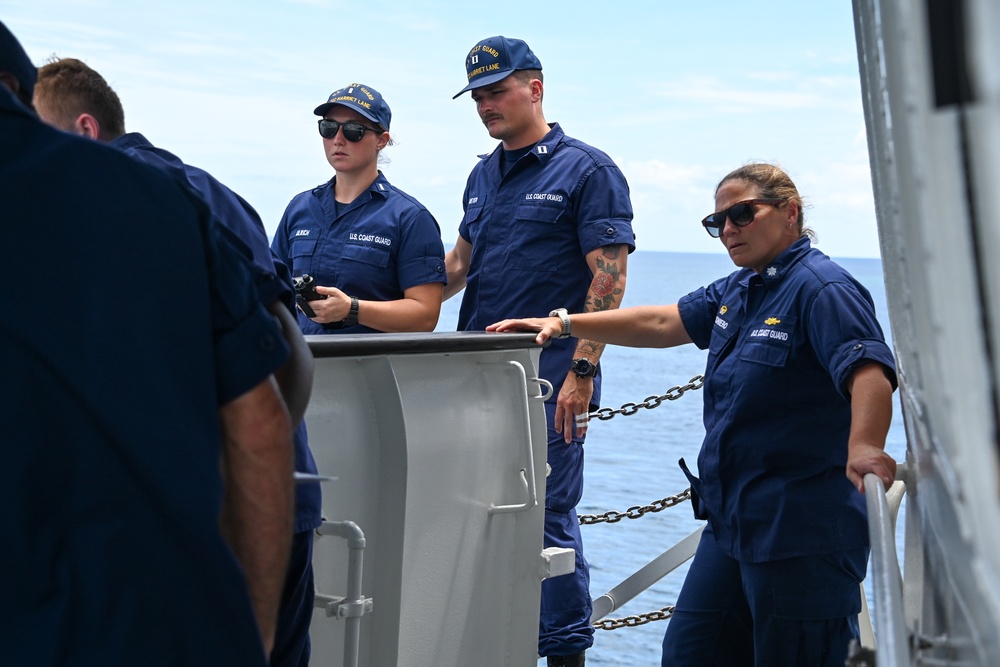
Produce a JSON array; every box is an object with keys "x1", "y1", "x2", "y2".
[
  {"x1": 447, "y1": 36, "x2": 635, "y2": 666},
  {"x1": 489, "y1": 163, "x2": 898, "y2": 667},
  {"x1": 271, "y1": 83, "x2": 445, "y2": 335},
  {"x1": 1, "y1": 21, "x2": 293, "y2": 664},
  {"x1": 32, "y1": 57, "x2": 319, "y2": 667}
]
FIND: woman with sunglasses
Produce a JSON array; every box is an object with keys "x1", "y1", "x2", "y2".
[
  {"x1": 271, "y1": 83, "x2": 446, "y2": 335},
  {"x1": 489, "y1": 163, "x2": 898, "y2": 667}
]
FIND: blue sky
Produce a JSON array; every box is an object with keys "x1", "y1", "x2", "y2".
[{"x1": 5, "y1": 1, "x2": 882, "y2": 259}]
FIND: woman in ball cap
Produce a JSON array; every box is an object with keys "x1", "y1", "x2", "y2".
[{"x1": 271, "y1": 83, "x2": 446, "y2": 334}]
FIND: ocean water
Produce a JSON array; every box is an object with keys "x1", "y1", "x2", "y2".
[{"x1": 436, "y1": 250, "x2": 906, "y2": 667}]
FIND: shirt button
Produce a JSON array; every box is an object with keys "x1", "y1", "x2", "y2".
[
  {"x1": 260, "y1": 336, "x2": 276, "y2": 352},
  {"x1": 853, "y1": 343, "x2": 863, "y2": 350},
  {"x1": 605, "y1": 227, "x2": 615, "y2": 235},
  {"x1": 436, "y1": 264, "x2": 444, "y2": 272}
]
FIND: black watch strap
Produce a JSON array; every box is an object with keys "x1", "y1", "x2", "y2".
[{"x1": 342, "y1": 296, "x2": 359, "y2": 327}]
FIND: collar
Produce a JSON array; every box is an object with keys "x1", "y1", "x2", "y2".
[
  {"x1": 312, "y1": 170, "x2": 392, "y2": 201},
  {"x1": 478, "y1": 122, "x2": 564, "y2": 166},
  {"x1": 313, "y1": 171, "x2": 391, "y2": 225},
  {"x1": 738, "y1": 236, "x2": 813, "y2": 288},
  {"x1": 368, "y1": 170, "x2": 392, "y2": 198},
  {"x1": 109, "y1": 132, "x2": 153, "y2": 152}
]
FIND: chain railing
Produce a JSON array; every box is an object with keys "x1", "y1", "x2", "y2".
[
  {"x1": 588, "y1": 374, "x2": 704, "y2": 422},
  {"x1": 579, "y1": 489, "x2": 690, "y2": 525},
  {"x1": 593, "y1": 606, "x2": 675, "y2": 631},
  {"x1": 582, "y1": 374, "x2": 705, "y2": 631}
]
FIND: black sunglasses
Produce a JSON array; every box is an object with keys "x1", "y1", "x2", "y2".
[
  {"x1": 317, "y1": 119, "x2": 381, "y2": 142},
  {"x1": 701, "y1": 199, "x2": 786, "y2": 238}
]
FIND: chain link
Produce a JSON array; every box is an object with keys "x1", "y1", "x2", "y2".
[
  {"x1": 593, "y1": 605, "x2": 675, "y2": 631},
  {"x1": 579, "y1": 375, "x2": 701, "y2": 634},
  {"x1": 589, "y1": 374, "x2": 705, "y2": 422},
  {"x1": 579, "y1": 374, "x2": 700, "y2": 524},
  {"x1": 579, "y1": 489, "x2": 690, "y2": 525}
]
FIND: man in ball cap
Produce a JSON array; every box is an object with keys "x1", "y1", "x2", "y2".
[{"x1": 447, "y1": 35, "x2": 636, "y2": 666}]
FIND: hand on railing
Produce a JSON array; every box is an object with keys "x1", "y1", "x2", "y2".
[{"x1": 847, "y1": 444, "x2": 897, "y2": 493}]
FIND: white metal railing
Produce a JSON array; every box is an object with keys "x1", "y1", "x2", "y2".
[
  {"x1": 314, "y1": 520, "x2": 373, "y2": 667},
  {"x1": 863, "y1": 471, "x2": 909, "y2": 666},
  {"x1": 590, "y1": 525, "x2": 704, "y2": 623}
]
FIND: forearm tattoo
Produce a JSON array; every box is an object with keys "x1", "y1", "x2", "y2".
[
  {"x1": 586, "y1": 245, "x2": 625, "y2": 312},
  {"x1": 579, "y1": 245, "x2": 627, "y2": 359}
]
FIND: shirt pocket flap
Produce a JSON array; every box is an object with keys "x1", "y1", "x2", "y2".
[
  {"x1": 463, "y1": 194, "x2": 489, "y2": 226},
  {"x1": 739, "y1": 315, "x2": 796, "y2": 367},
  {"x1": 343, "y1": 243, "x2": 389, "y2": 268},
  {"x1": 516, "y1": 200, "x2": 563, "y2": 223},
  {"x1": 290, "y1": 239, "x2": 317, "y2": 258}
]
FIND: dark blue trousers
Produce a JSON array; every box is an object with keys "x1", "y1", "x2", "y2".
[
  {"x1": 661, "y1": 525, "x2": 865, "y2": 667},
  {"x1": 539, "y1": 403, "x2": 593, "y2": 657}
]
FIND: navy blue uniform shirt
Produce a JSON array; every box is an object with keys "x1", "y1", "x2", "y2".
[
  {"x1": 110, "y1": 131, "x2": 321, "y2": 532},
  {"x1": 457, "y1": 123, "x2": 635, "y2": 405},
  {"x1": 272, "y1": 171, "x2": 446, "y2": 335},
  {"x1": 112, "y1": 132, "x2": 288, "y2": 306},
  {"x1": 0, "y1": 88, "x2": 286, "y2": 664},
  {"x1": 677, "y1": 238, "x2": 897, "y2": 562}
]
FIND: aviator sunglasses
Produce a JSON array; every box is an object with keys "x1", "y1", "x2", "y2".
[
  {"x1": 317, "y1": 119, "x2": 381, "y2": 142},
  {"x1": 701, "y1": 199, "x2": 786, "y2": 238}
]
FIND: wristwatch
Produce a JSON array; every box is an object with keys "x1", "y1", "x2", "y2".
[
  {"x1": 571, "y1": 358, "x2": 598, "y2": 378},
  {"x1": 549, "y1": 308, "x2": 572, "y2": 339},
  {"x1": 342, "y1": 296, "x2": 359, "y2": 327}
]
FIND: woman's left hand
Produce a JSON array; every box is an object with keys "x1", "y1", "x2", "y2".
[{"x1": 846, "y1": 442, "x2": 897, "y2": 492}]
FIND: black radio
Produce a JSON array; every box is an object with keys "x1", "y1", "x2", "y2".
[{"x1": 292, "y1": 274, "x2": 326, "y2": 317}]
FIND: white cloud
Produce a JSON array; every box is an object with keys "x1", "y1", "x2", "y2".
[{"x1": 6, "y1": 0, "x2": 883, "y2": 258}]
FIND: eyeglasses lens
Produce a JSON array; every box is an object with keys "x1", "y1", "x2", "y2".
[
  {"x1": 727, "y1": 203, "x2": 756, "y2": 226},
  {"x1": 702, "y1": 202, "x2": 757, "y2": 238},
  {"x1": 317, "y1": 120, "x2": 370, "y2": 142}
]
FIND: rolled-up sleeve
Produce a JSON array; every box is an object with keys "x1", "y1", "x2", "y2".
[
  {"x1": 808, "y1": 282, "x2": 897, "y2": 400},
  {"x1": 201, "y1": 210, "x2": 290, "y2": 404}
]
